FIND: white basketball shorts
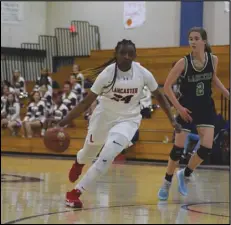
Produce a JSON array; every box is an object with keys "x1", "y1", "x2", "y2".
[{"x1": 85, "y1": 105, "x2": 141, "y2": 146}]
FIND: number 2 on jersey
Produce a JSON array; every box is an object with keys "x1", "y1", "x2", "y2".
[{"x1": 196, "y1": 82, "x2": 204, "y2": 96}]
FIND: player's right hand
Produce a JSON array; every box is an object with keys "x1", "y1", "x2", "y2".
[{"x1": 178, "y1": 106, "x2": 193, "y2": 123}]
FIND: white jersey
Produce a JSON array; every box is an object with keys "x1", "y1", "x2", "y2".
[
  {"x1": 40, "y1": 89, "x2": 53, "y2": 115},
  {"x1": 1, "y1": 95, "x2": 8, "y2": 113},
  {"x1": 62, "y1": 91, "x2": 78, "y2": 111},
  {"x1": 9, "y1": 87, "x2": 16, "y2": 94},
  {"x1": 52, "y1": 103, "x2": 68, "y2": 122},
  {"x1": 33, "y1": 84, "x2": 53, "y2": 95},
  {"x1": 3, "y1": 102, "x2": 21, "y2": 122},
  {"x1": 13, "y1": 76, "x2": 26, "y2": 94},
  {"x1": 91, "y1": 62, "x2": 158, "y2": 116},
  {"x1": 76, "y1": 73, "x2": 86, "y2": 93},
  {"x1": 24, "y1": 100, "x2": 46, "y2": 123},
  {"x1": 36, "y1": 76, "x2": 53, "y2": 86},
  {"x1": 72, "y1": 83, "x2": 84, "y2": 103}
]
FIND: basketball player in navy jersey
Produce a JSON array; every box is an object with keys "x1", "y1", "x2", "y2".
[{"x1": 158, "y1": 27, "x2": 230, "y2": 200}]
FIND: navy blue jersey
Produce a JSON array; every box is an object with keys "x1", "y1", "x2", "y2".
[{"x1": 179, "y1": 52, "x2": 214, "y2": 108}]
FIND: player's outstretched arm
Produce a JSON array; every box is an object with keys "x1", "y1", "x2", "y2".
[
  {"x1": 164, "y1": 58, "x2": 185, "y2": 111},
  {"x1": 152, "y1": 88, "x2": 181, "y2": 133},
  {"x1": 58, "y1": 91, "x2": 98, "y2": 127}
]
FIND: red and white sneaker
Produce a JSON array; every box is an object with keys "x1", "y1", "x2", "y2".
[
  {"x1": 69, "y1": 160, "x2": 84, "y2": 183},
  {"x1": 66, "y1": 189, "x2": 83, "y2": 208}
]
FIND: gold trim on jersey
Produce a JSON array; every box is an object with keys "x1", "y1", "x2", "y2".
[
  {"x1": 196, "y1": 124, "x2": 215, "y2": 128},
  {"x1": 210, "y1": 53, "x2": 215, "y2": 71},
  {"x1": 190, "y1": 52, "x2": 208, "y2": 72},
  {"x1": 181, "y1": 128, "x2": 191, "y2": 132},
  {"x1": 181, "y1": 56, "x2": 188, "y2": 78}
]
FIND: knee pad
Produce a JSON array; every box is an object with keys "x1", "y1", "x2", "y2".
[
  {"x1": 170, "y1": 145, "x2": 184, "y2": 161},
  {"x1": 196, "y1": 145, "x2": 212, "y2": 161},
  {"x1": 95, "y1": 133, "x2": 129, "y2": 173}
]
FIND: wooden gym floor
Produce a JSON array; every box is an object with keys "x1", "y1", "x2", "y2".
[{"x1": 1, "y1": 155, "x2": 229, "y2": 224}]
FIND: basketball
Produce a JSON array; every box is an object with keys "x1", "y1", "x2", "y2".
[{"x1": 43, "y1": 128, "x2": 70, "y2": 152}]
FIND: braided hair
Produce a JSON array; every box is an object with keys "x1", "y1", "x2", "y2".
[{"x1": 80, "y1": 39, "x2": 136, "y2": 92}]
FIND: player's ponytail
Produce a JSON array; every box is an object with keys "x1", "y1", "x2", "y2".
[
  {"x1": 79, "y1": 57, "x2": 116, "y2": 82},
  {"x1": 79, "y1": 39, "x2": 136, "y2": 93},
  {"x1": 205, "y1": 42, "x2": 212, "y2": 53}
]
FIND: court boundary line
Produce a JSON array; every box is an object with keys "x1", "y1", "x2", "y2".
[
  {"x1": 2, "y1": 201, "x2": 229, "y2": 224},
  {"x1": 182, "y1": 202, "x2": 229, "y2": 217},
  {"x1": 1, "y1": 173, "x2": 44, "y2": 183}
]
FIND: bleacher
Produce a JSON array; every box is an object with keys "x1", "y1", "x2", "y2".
[
  {"x1": 1, "y1": 44, "x2": 229, "y2": 161},
  {"x1": 51, "y1": 45, "x2": 229, "y2": 86}
]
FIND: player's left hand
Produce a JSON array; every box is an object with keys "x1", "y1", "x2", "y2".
[{"x1": 171, "y1": 120, "x2": 182, "y2": 133}]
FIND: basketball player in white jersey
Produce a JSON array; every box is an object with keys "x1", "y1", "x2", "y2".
[{"x1": 52, "y1": 39, "x2": 181, "y2": 208}]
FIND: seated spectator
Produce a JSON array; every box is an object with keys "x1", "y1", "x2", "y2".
[
  {"x1": 39, "y1": 84, "x2": 53, "y2": 136},
  {"x1": 140, "y1": 86, "x2": 152, "y2": 118},
  {"x1": 35, "y1": 68, "x2": 52, "y2": 87},
  {"x1": 11, "y1": 70, "x2": 28, "y2": 99},
  {"x1": 22, "y1": 91, "x2": 45, "y2": 138},
  {"x1": 33, "y1": 73, "x2": 53, "y2": 94},
  {"x1": 76, "y1": 73, "x2": 86, "y2": 94},
  {"x1": 52, "y1": 80, "x2": 61, "y2": 95},
  {"x1": 1, "y1": 85, "x2": 12, "y2": 117},
  {"x1": 69, "y1": 74, "x2": 83, "y2": 103},
  {"x1": 1, "y1": 93, "x2": 21, "y2": 136},
  {"x1": 2, "y1": 80, "x2": 15, "y2": 94},
  {"x1": 62, "y1": 81, "x2": 78, "y2": 111},
  {"x1": 72, "y1": 64, "x2": 93, "y2": 89},
  {"x1": 47, "y1": 92, "x2": 68, "y2": 128},
  {"x1": 72, "y1": 64, "x2": 82, "y2": 77}
]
